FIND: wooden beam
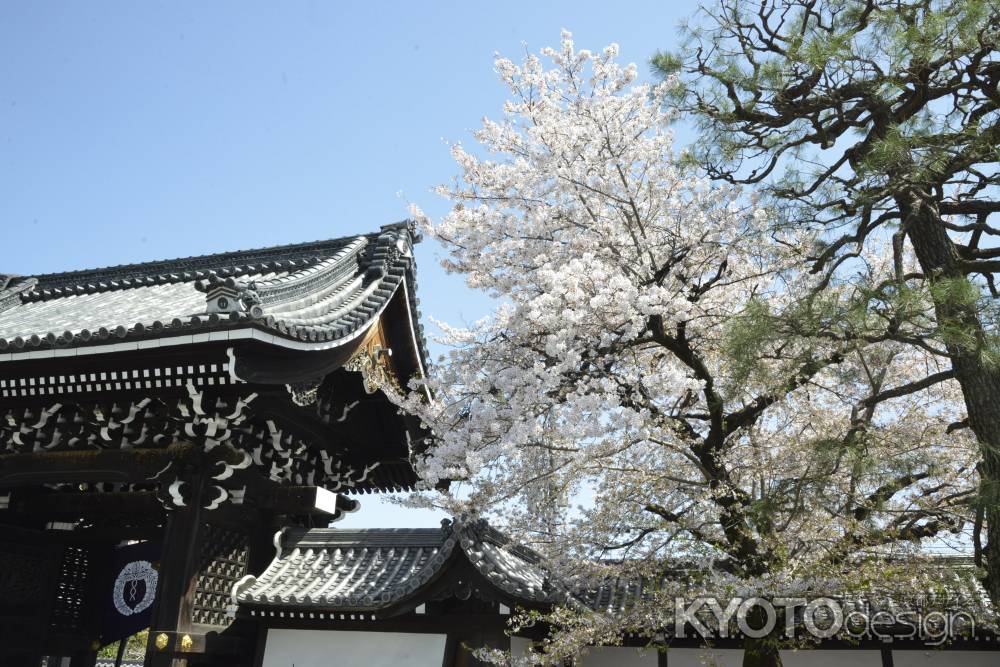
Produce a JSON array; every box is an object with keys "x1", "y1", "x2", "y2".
[
  {"x1": 0, "y1": 443, "x2": 244, "y2": 486},
  {"x1": 0, "y1": 444, "x2": 194, "y2": 486},
  {"x1": 1, "y1": 483, "x2": 358, "y2": 525},
  {"x1": 6, "y1": 490, "x2": 162, "y2": 518}
]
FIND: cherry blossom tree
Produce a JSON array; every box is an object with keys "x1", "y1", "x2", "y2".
[{"x1": 398, "y1": 32, "x2": 978, "y2": 666}]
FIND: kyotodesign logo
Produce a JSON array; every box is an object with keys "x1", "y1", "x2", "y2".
[{"x1": 673, "y1": 596, "x2": 976, "y2": 645}]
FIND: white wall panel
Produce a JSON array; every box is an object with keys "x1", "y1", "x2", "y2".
[
  {"x1": 893, "y1": 650, "x2": 1000, "y2": 666},
  {"x1": 511, "y1": 636, "x2": 535, "y2": 661},
  {"x1": 578, "y1": 646, "x2": 658, "y2": 666},
  {"x1": 665, "y1": 648, "x2": 744, "y2": 667},
  {"x1": 511, "y1": 643, "x2": 745, "y2": 666},
  {"x1": 501, "y1": 638, "x2": 996, "y2": 667},
  {"x1": 779, "y1": 649, "x2": 882, "y2": 667},
  {"x1": 262, "y1": 629, "x2": 447, "y2": 667},
  {"x1": 512, "y1": 639, "x2": 660, "y2": 666}
]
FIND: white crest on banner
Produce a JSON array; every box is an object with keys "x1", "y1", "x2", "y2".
[{"x1": 112, "y1": 559, "x2": 158, "y2": 617}]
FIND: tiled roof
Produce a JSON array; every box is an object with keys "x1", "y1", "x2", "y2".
[
  {"x1": 236, "y1": 518, "x2": 570, "y2": 612},
  {"x1": 0, "y1": 221, "x2": 427, "y2": 361}
]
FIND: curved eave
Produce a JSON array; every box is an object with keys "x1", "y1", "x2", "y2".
[
  {"x1": 238, "y1": 537, "x2": 461, "y2": 616},
  {"x1": 236, "y1": 522, "x2": 569, "y2": 618},
  {"x1": 0, "y1": 276, "x2": 422, "y2": 370}
]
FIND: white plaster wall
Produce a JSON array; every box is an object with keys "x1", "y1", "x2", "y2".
[
  {"x1": 511, "y1": 636, "x2": 536, "y2": 662},
  {"x1": 510, "y1": 643, "x2": 741, "y2": 667},
  {"x1": 511, "y1": 639, "x2": 660, "y2": 666},
  {"x1": 779, "y1": 650, "x2": 882, "y2": 667},
  {"x1": 893, "y1": 651, "x2": 1000, "y2": 666},
  {"x1": 510, "y1": 640, "x2": 999, "y2": 667},
  {"x1": 262, "y1": 629, "x2": 447, "y2": 667},
  {"x1": 578, "y1": 646, "x2": 658, "y2": 666},
  {"x1": 665, "y1": 648, "x2": 744, "y2": 667}
]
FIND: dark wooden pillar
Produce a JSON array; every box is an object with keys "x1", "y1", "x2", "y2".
[
  {"x1": 245, "y1": 509, "x2": 280, "y2": 576},
  {"x1": 145, "y1": 472, "x2": 210, "y2": 667}
]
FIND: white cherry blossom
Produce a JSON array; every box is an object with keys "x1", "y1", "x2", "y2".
[{"x1": 393, "y1": 31, "x2": 979, "y2": 664}]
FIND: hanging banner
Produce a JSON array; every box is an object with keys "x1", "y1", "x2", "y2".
[{"x1": 100, "y1": 540, "x2": 162, "y2": 646}]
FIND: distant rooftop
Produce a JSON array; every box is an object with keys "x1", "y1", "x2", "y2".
[{"x1": 237, "y1": 517, "x2": 994, "y2": 639}]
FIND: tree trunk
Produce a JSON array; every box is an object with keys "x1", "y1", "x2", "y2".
[
  {"x1": 903, "y1": 197, "x2": 1000, "y2": 606},
  {"x1": 742, "y1": 637, "x2": 782, "y2": 667}
]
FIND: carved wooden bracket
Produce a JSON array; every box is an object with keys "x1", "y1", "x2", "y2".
[{"x1": 344, "y1": 321, "x2": 402, "y2": 395}]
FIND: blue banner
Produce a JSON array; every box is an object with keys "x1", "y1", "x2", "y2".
[{"x1": 100, "y1": 540, "x2": 162, "y2": 646}]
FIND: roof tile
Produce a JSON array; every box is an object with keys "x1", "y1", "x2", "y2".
[{"x1": 0, "y1": 221, "x2": 429, "y2": 362}]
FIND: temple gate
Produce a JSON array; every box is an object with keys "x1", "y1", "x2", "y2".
[{"x1": 0, "y1": 222, "x2": 429, "y2": 666}]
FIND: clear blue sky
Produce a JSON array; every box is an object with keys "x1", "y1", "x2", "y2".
[{"x1": 0, "y1": 1, "x2": 695, "y2": 526}]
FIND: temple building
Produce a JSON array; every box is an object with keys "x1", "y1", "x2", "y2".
[{"x1": 1, "y1": 222, "x2": 998, "y2": 667}]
